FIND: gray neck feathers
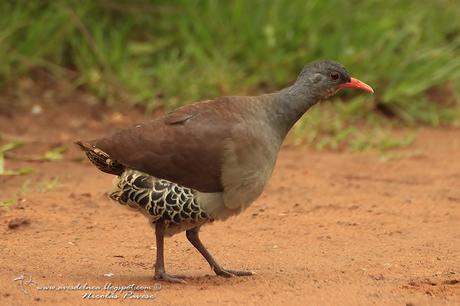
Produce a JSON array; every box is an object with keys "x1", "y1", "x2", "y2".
[{"x1": 266, "y1": 81, "x2": 319, "y2": 139}]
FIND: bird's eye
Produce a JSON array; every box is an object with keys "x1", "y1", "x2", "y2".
[{"x1": 330, "y1": 72, "x2": 340, "y2": 80}]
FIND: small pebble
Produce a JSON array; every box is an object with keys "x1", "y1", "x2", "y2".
[{"x1": 31, "y1": 104, "x2": 43, "y2": 115}]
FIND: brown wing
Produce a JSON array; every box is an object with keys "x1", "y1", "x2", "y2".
[{"x1": 89, "y1": 97, "x2": 250, "y2": 193}]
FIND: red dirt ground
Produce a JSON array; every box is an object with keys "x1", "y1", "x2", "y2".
[{"x1": 0, "y1": 101, "x2": 459, "y2": 305}]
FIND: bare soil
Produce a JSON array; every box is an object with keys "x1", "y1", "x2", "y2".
[{"x1": 0, "y1": 102, "x2": 459, "y2": 306}]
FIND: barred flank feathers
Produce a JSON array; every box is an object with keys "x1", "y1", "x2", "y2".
[
  {"x1": 111, "y1": 170, "x2": 210, "y2": 225},
  {"x1": 75, "y1": 141, "x2": 125, "y2": 175}
]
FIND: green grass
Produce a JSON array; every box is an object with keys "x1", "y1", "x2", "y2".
[
  {"x1": 0, "y1": 180, "x2": 29, "y2": 210},
  {"x1": 0, "y1": 140, "x2": 33, "y2": 176},
  {"x1": 36, "y1": 178, "x2": 62, "y2": 193},
  {"x1": 0, "y1": 177, "x2": 62, "y2": 210},
  {"x1": 0, "y1": 0, "x2": 459, "y2": 130},
  {"x1": 290, "y1": 97, "x2": 417, "y2": 151},
  {"x1": 0, "y1": 199, "x2": 16, "y2": 209}
]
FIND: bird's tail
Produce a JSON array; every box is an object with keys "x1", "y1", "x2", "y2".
[{"x1": 75, "y1": 141, "x2": 125, "y2": 176}]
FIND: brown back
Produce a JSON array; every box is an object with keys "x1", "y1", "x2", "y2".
[{"x1": 91, "y1": 96, "x2": 259, "y2": 193}]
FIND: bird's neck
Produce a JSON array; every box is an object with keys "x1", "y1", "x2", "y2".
[{"x1": 269, "y1": 83, "x2": 319, "y2": 138}]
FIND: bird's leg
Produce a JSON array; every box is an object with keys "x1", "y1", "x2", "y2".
[
  {"x1": 186, "y1": 227, "x2": 254, "y2": 277},
  {"x1": 153, "y1": 219, "x2": 186, "y2": 283}
]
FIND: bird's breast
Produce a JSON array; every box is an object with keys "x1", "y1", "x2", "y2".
[{"x1": 220, "y1": 130, "x2": 280, "y2": 210}]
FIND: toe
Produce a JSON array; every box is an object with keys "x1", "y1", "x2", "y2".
[
  {"x1": 214, "y1": 267, "x2": 255, "y2": 278},
  {"x1": 227, "y1": 269, "x2": 255, "y2": 277},
  {"x1": 214, "y1": 268, "x2": 234, "y2": 278},
  {"x1": 155, "y1": 273, "x2": 187, "y2": 284},
  {"x1": 169, "y1": 274, "x2": 187, "y2": 279}
]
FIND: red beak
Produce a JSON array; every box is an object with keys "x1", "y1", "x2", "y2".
[{"x1": 338, "y1": 77, "x2": 374, "y2": 93}]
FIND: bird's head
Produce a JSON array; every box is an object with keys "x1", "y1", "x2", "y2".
[{"x1": 295, "y1": 60, "x2": 374, "y2": 101}]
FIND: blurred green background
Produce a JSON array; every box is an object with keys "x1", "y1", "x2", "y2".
[{"x1": 0, "y1": 0, "x2": 459, "y2": 148}]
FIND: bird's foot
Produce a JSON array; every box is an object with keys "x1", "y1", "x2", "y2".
[
  {"x1": 154, "y1": 272, "x2": 186, "y2": 284},
  {"x1": 213, "y1": 267, "x2": 255, "y2": 278}
]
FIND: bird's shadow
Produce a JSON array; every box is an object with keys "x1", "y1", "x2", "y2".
[{"x1": 104, "y1": 273, "x2": 253, "y2": 288}]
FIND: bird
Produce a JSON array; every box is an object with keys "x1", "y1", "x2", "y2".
[{"x1": 76, "y1": 60, "x2": 373, "y2": 283}]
